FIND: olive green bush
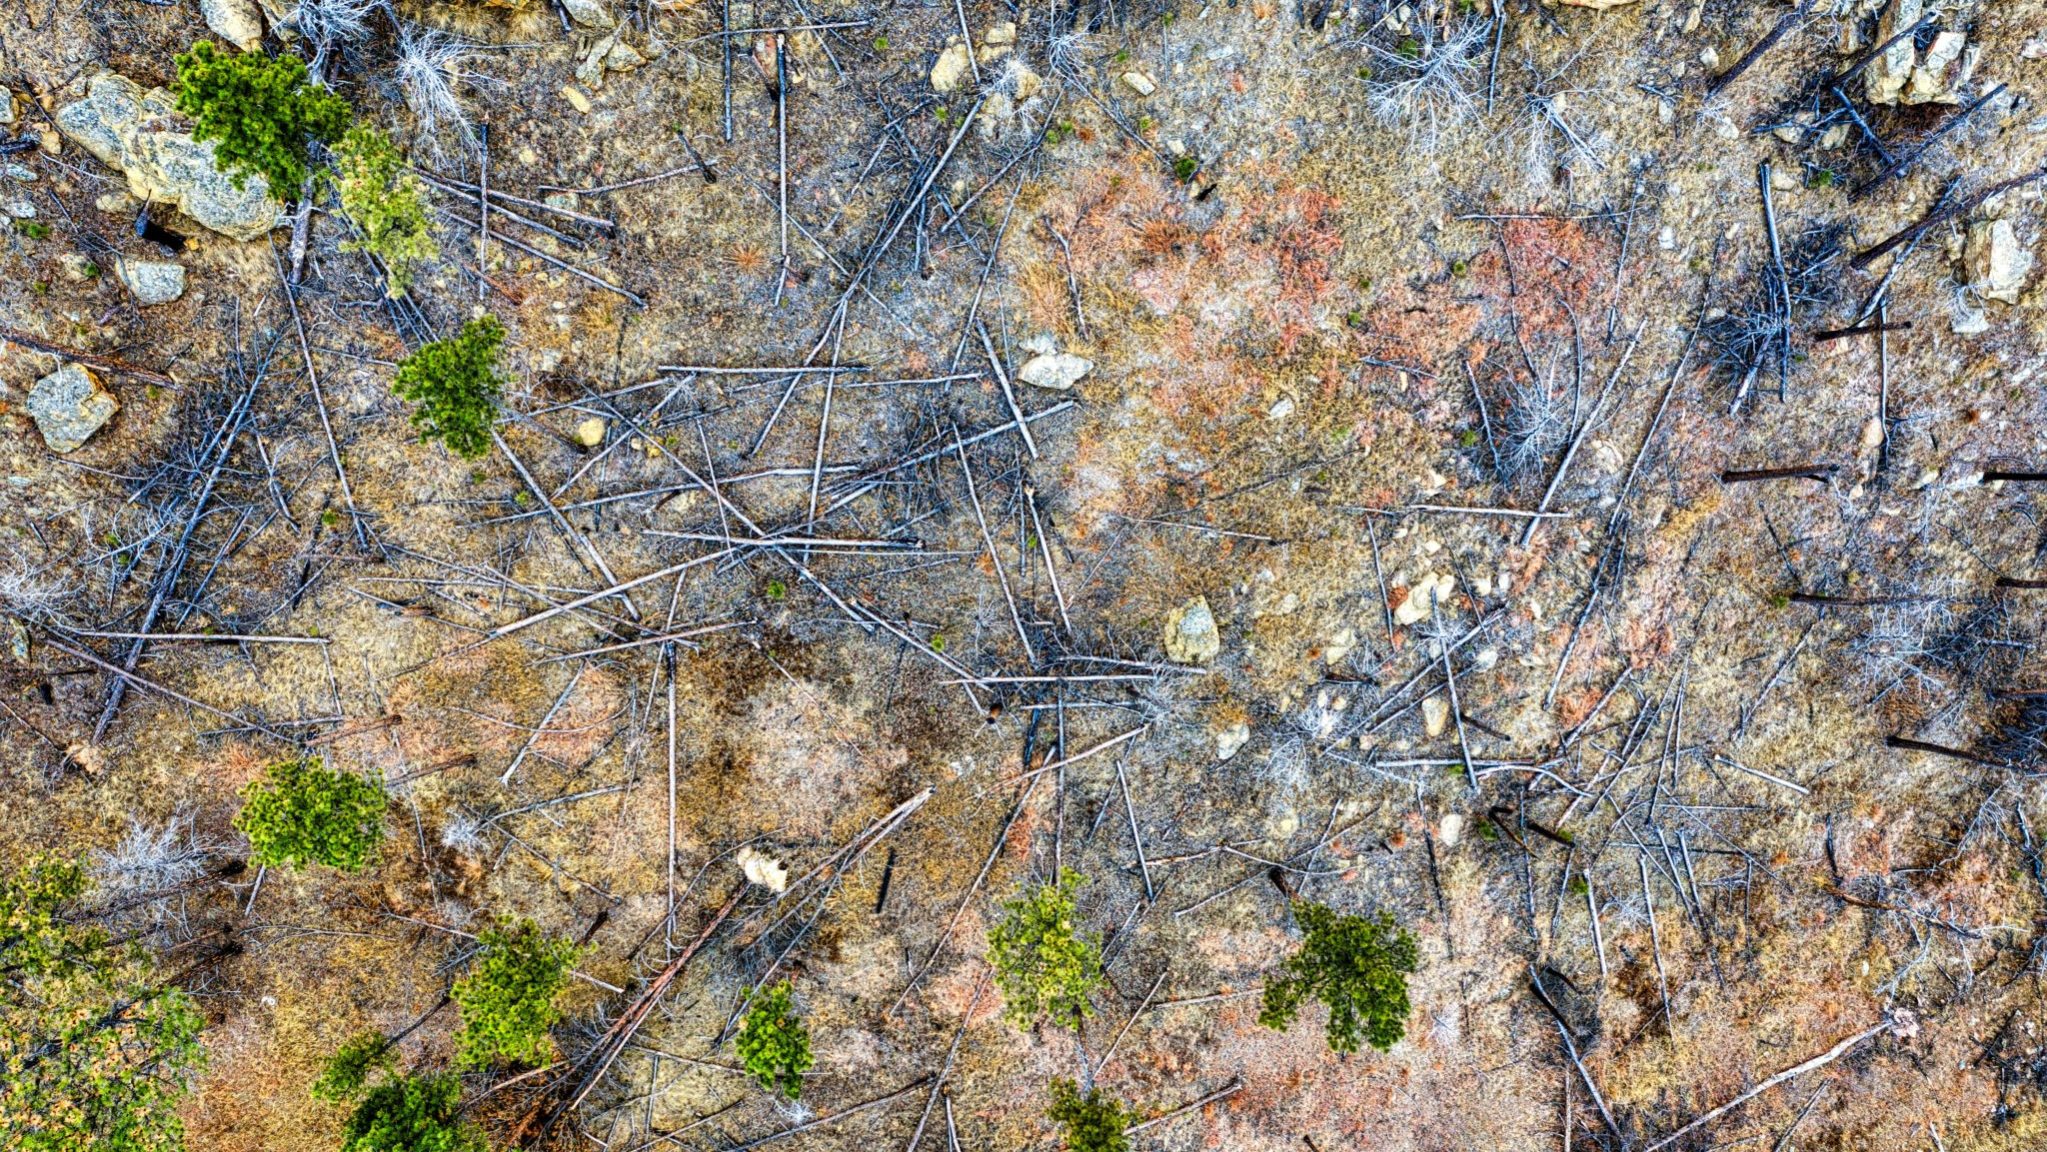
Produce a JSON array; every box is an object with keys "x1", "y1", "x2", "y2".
[
  {"x1": 172, "y1": 42, "x2": 352, "y2": 197},
  {"x1": 392, "y1": 315, "x2": 505, "y2": 459},
  {"x1": 988, "y1": 868, "x2": 1103, "y2": 1028},
  {"x1": 233, "y1": 756, "x2": 386, "y2": 872},
  {"x1": 0, "y1": 857, "x2": 207, "y2": 1152},
  {"x1": 451, "y1": 919, "x2": 580, "y2": 1068},
  {"x1": 330, "y1": 126, "x2": 437, "y2": 297},
  {"x1": 735, "y1": 982, "x2": 814, "y2": 1099},
  {"x1": 1045, "y1": 1079, "x2": 1136, "y2": 1152},
  {"x1": 1259, "y1": 903, "x2": 1418, "y2": 1054}
]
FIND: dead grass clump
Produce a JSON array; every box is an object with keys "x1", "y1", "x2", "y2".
[{"x1": 738, "y1": 680, "x2": 906, "y2": 839}]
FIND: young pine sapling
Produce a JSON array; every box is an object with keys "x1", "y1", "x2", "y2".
[
  {"x1": 233, "y1": 756, "x2": 387, "y2": 872},
  {"x1": 450, "y1": 918, "x2": 580, "y2": 1069},
  {"x1": 1259, "y1": 903, "x2": 1418, "y2": 1054},
  {"x1": 988, "y1": 868, "x2": 1104, "y2": 1029},
  {"x1": 392, "y1": 315, "x2": 505, "y2": 459},
  {"x1": 329, "y1": 125, "x2": 437, "y2": 297},
  {"x1": 1045, "y1": 1078, "x2": 1137, "y2": 1152},
  {"x1": 171, "y1": 42, "x2": 352, "y2": 199},
  {"x1": 735, "y1": 982, "x2": 814, "y2": 1099}
]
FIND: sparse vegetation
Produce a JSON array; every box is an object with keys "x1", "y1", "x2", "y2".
[
  {"x1": 171, "y1": 42, "x2": 352, "y2": 196},
  {"x1": 392, "y1": 315, "x2": 505, "y2": 459},
  {"x1": 1045, "y1": 1079, "x2": 1136, "y2": 1152},
  {"x1": 450, "y1": 919, "x2": 580, "y2": 1069},
  {"x1": 0, "y1": 857, "x2": 208, "y2": 1152},
  {"x1": 329, "y1": 125, "x2": 437, "y2": 297},
  {"x1": 1260, "y1": 903, "x2": 1418, "y2": 1054},
  {"x1": 734, "y1": 982, "x2": 813, "y2": 1099},
  {"x1": 989, "y1": 869, "x2": 1103, "y2": 1028},
  {"x1": 233, "y1": 757, "x2": 386, "y2": 872}
]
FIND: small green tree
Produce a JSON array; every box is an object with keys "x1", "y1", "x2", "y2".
[
  {"x1": 337, "y1": 1071, "x2": 482, "y2": 1152},
  {"x1": 393, "y1": 316, "x2": 505, "y2": 459},
  {"x1": 1259, "y1": 903, "x2": 1418, "y2": 1054},
  {"x1": 1045, "y1": 1079, "x2": 1136, "y2": 1152},
  {"x1": 451, "y1": 919, "x2": 580, "y2": 1069},
  {"x1": 988, "y1": 869, "x2": 1103, "y2": 1028},
  {"x1": 233, "y1": 756, "x2": 386, "y2": 872},
  {"x1": 330, "y1": 125, "x2": 437, "y2": 297},
  {"x1": 311, "y1": 1031, "x2": 395, "y2": 1104},
  {"x1": 0, "y1": 856, "x2": 208, "y2": 1152},
  {"x1": 735, "y1": 982, "x2": 813, "y2": 1099},
  {"x1": 171, "y1": 42, "x2": 352, "y2": 197}
]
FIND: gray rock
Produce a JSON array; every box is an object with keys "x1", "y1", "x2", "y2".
[
  {"x1": 200, "y1": 0, "x2": 266, "y2": 50},
  {"x1": 558, "y1": 0, "x2": 616, "y2": 29},
  {"x1": 1966, "y1": 219, "x2": 2033, "y2": 305},
  {"x1": 3, "y1": 201, "x2": 33, "y2": 219},
  {"x1": 0, "y1": 86, "x2": 14, "y2": 126},
  {"x1": 56, "y1": 73, "x2": 280, "y2": 241},
  {"x1": 115, "y1": 257, "x2": 187, "y2": 306},
  {"x1": 1865, "y1": 0, "x2": 1920, "y2": 105},
  {"x1": 1017, "y1": 351, "x2": 1093, "y2": 390},
  {"x1": 1164, "y1": 596, "x2": 1220, "y2": 665},
  {"x1": 27, "y1": 364, "x2": 120, "y2": 453}
]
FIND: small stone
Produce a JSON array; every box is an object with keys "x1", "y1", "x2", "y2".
[
  {"x1": 4, "y1": 163, "x2": 34, "y2": 181},
  {"x1": 931, "y1": 43, "x2": 973, "y2": 93},
  {"x1": 1770, "y1": 168, "x2": 1797, "y2": 192},
  {"x1": 0, "y1": 85, "x2": 14, "y2": 126},
  {"x1": 558, "y1": 0, "x2": 616, "y2": 28},
  {"x1": 1216, "y1": 722, "x2": 1250, "y2": 762},
  {"x1": 1268, "y1": 396, "x2": 1295, "y2": 420},
  {"x1": 1965, "y1": 219, "x2": 2033, "y2": 305},
  {"x1": 114, "y1": 257, "x2": 186, "y2": 306},
  {"x1": 59, "y1": 253, "x2": 98, "y2": 281},
  {"x1": 27, "y1": 364, "x2": 119, "y2": 454},
  {"x1": 1904, "y1": 31, "x2": 1970, "y2": 105},
  {"x1": 1421, "y1": 695, "x2": 1449, "y2": 738},
  {"x1": 1438, "y1": 812, "x2": 1466, "y2": 847},
  {"x1": 1394, "y1": 572, "x2": 1453, "y2": 626},
  {"x1": 2, "y1": 201, "x2": 32, "y2": 219},
  {"x1": 1121, "y1": 71, "x2": 1156, "y2": 96},
  {"x1": 1864, "y1": 0, "x2": 1920, "y2": 105},
  {"x1": 199, "y1": 0, "x2": 266, "y2": 51},
  {"x1": 736, "y1": 846, "x2": 789, "y2": 893},
  {"x1": 572, "y1": 417, "x2": 608, "y2": 448},
  {"x1": 560, "y1": 84, "x2": 594, "y2": 114},
  {"x1": 37, "y1": 129, "x2": 60, "y2": 156},
  {"x1": 1017, "y1": 352, "x2": 1093, "y2": 390},
  {"x1": 1818, "y1": 123, "x2": 1850, "y2": 150},
  {"x1": 1699, "y1": 46, "x2": 1720, "y2": 70},
  {"x1": 1324, "y1": 627, "x2": 1356, "y2": 665},
  {"x1": 1860, "y1": 416, "x2": 1885, "y2": 450},
  {"x1": 1164, "y1": 596, "x2": 1221, "y2": 665},
  {"x1": 984, "y1": 21, "x2": 1017, "y2": 46}
]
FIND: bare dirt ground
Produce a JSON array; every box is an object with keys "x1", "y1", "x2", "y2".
[{"x1": 5, "y1": 0, "x2": 2047, "y2": 1149}]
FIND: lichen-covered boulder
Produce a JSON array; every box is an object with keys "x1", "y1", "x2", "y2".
[
  {"x1": 1165, "y1": 596, "x2": 1221, "y2": 665},
  {"x1": 27, "y1": 364, "x2": 119, "y2": 453},
  {"x1": 55, "y1": 72, "x2": 279, "y2": 241}
]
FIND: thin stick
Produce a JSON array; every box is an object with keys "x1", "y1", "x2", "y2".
[
  {"x1": 275, "y1": 244, "x2": 367, "y2": 550},
  {"x1": 979, "y1": 325, "x2": 1037, "y2": 459},
  {"x1": 477, "y1": 119, "x2": 490, "y2": 301},
  {"x1": 954, "y1": 426, "x2": 1035, "y2": 665},
  {"x1": 1641, "y1": 1021, "x2": 1891, "y2": 1152},
  {"x1": 1124, "y1": 1079, "x2": 1242, "y2": 1133},
  {"x1": 1116, "y1": 753, "x2": 1154, "y2": 901}
]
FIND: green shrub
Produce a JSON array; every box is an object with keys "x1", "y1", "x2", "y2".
[
  {"x1": 337, "y1": 1072, "x2": 482, "y2": 1152},
  {"x1": 233, "y1": 756, "x2": 386, "y2": 872},
  {"x1": 393, "y1": 316, "x2": 505, "y2": 459},
  {"x1": 171, "y1": 42, "x2": 352, "y2": 198},
  {"x1": 330, "y1": 126, "x2": 437, "y2": 297},
  {"x1": 1045, "y1": 1079, "x2": 1135, "y2": 1152},
  {"x1": 0, "y1": 856, "x2": 208, "y2": 1152},
  {"x1": 735, "y1": 982, "x2": 814, "y2": 1099},
  {"x1": 451, "y1": 919, "x2": 580, "y2": 1069},
  {"x1": 1259, "y1": 903, "x2": 1418, "y2": 1054},
  {"x1": 311, "y1": 1032, "x2": 395, "y2": 1104},
  {"x1": 988, "y1": 868, "x2": 1103, "y2": 1028}
]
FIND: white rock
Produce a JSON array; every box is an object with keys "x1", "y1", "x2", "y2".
[
  {"x1": 1164, "y1": 596, "x2": 1221, "y2": 665},
  {"x1": 1966, "y1": 219, "x2": 2033, "y2": 305},
  {"x1": 1421, "y1": 695, "x2": 1449, "y2": 739},
  {"x1": 1121, "y1": 71, "x2": 1156, "y2": 96},
  {"x1": 984, "y1": 21, "x2": 1017, "y2": 46},
  {"x1": 2, "y1": 201, "x2": 32, "y2": 219},
  {"x1": 1324, "y1": 627, "x2": 1356, "y2": 665},
  {"x1": 931, "y1": 43, "x2": 973, "y2": 93},
  {"x1": 572, "y1": 417, "x2": 608, "y2": 448},
  {"x1": 1216, "y1": 722, "x2": 1250, "y2": 761},
  {"x1": 736, "y1": 846, "x2": 789, "y2": 893},
  {"x1": 1268, "y1": 396, "x2": 1295, "y2": 420},
  {"x1": 1394, "y1": 572, "x2": 1452, "y2": 625},
  {"x1": 1438, "y1": 812, "x2": 1466, "y2": 847},
  {"x1": 200, "y1": 0, "x2": 265, "y2": 51},
  {"x1": 115, "y1": 257, "x2": 186, "y2": 306},
  {"x1": 1017, "y1": 351, "x2": 1093, "y2": 390},
  {"x1": 560, "y1": 84, "x2": 594, "y2": 114},
  {"x1": 0, "y1": 86, "x2": 13, "y2": 126}
]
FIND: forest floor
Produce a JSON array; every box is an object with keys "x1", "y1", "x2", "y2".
[{"x1": 4, "y1": 0, "x2": 2047, "y2": 1149}]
